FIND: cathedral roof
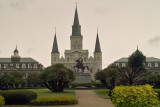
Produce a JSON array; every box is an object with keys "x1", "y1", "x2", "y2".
[
  {"x1": 52, "y1": 32, "x2": 59, "y2": 54},
  {"x1": 94, "y1": 32, "x2": 101, "y2": 53}
]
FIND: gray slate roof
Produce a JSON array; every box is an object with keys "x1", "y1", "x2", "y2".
[
  {"x1": 115, "y1": 57, "x2": 160, "y2": 63},
  {"x1": 0, "y1": 58, "x2": 38, "y2": 63}
]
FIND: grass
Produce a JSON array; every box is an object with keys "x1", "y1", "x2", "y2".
[
  {"x1": 94, "y1": 89, "x2": 110, "y2": 99},
  {"x1": 23, "y1": 89, "x2": 76, "y2": 99}
]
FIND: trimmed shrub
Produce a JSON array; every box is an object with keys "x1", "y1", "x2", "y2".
[
  {"x1": 30, "y1": 97, "x2": 78, "y2": 105},
  {"x1": 112, "y1": 85, "x2": 159, "y2": 107},
  {"x1": 0, "y1": 96, "x2": 5, "y2": 107},
  {"x1": 0, "y1": 90, "x2": 37, "y2": 105}
]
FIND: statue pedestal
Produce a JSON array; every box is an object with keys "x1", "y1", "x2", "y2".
[{"x1": 72, "y1": 73, "x2": 92, "y2": 84}]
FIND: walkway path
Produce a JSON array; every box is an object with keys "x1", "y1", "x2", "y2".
[{"x1": 3, "y1": 90, "x2": 114, "y2": 107}]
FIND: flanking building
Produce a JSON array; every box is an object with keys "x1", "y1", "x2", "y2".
[
  {"x1": 114, "y1": 57, "x2": 160, "y2": 72},
  {"x1": 51, "y1": 7, "x2": 102, "y2": 80},
  {"x1": 0, "y1": 46, "x2": 44, "y2": 78}
]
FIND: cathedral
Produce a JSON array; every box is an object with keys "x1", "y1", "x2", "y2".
[{"x1": 51, "y1": 7, "x2": 102, "y2": 80}]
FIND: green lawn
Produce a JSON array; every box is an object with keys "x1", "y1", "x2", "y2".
[
  {"x1": 24, "y1": 89, "x2": 76, "y2": 98},
  {"x1": 94, "y1": 89, "x2": 110, "y2": 99}
]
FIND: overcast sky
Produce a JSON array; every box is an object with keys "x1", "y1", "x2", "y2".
[{"x1": 0, "y1": 0, "x2": 160, "y2": 68}]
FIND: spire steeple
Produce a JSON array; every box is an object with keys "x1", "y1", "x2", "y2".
[
  {"x1": 72, "y1": 6, "x2": 81, "y2": 36},
  {"x1": 52, "y1": 29, "x2": 59, "y2": 53},
  {"x1": 94, "y1": 30, "x2": 101, "y2": 53}
]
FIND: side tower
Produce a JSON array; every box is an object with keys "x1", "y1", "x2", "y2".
[
  {"x1": 70, "y1": 7, "x2": 83, "y2": 50},
  {"x1": 94, "y1": 31, "x2": 102, "y2": 72},
  {"x1": 51, "y1": 31, "x2": 60, "y2": 65}
]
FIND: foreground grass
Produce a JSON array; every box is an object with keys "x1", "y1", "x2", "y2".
[
  {"x1": 25, "y1": 89, "x2": 76, "y2": 98},
  {"x1": 94, "y1": 89, "x2": 110, "y2": 99}
]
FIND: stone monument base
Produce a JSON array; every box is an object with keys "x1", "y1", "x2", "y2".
[{"x1": 72, "y1": 73, "x2": 92, "y2": 84}]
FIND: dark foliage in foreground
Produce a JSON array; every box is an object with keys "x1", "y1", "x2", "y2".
[{"x1": 40, "y1": 64, "x2": 75, "y2": 92}]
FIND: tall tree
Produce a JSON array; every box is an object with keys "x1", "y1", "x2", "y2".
[
  {"x1": 40, "y1": 64, "x2": 75, "y2": 92},
  {"x1": 117, "y1": 48, "x2": 146, "y2": 85},
  {"x1": 128, "y1": 48, "x2": 146, "y2": 69},
  {"x1": 10, "y1": 72, "x2": 26, "y2": 88},
  {"x1": 95, "y1": 65, "x2": 119, "y2": 98},
  {"x1": 27, "y1": 73, "x2": 43, "y2": 87},
  {"x1": 0, "y1": 74, "x2": 13, "y2": 90}
]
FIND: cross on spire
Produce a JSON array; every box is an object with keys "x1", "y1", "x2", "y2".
[{"x1": 75, "y1": 2, "x2": 78, "y2": 8}]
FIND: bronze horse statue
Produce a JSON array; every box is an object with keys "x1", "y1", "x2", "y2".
[{"x1": 73, "y1": 58, "x2": 92, "y2": 73}]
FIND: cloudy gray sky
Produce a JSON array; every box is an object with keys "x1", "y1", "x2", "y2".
[{"x1": 0, "y1": 0, "x2": 160, "y2": 68}]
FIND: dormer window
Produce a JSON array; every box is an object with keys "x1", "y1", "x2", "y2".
[
  {"x1": 116, "y1": 63, "x2": 119, "y2": 67},
  {"x1": 28, "y1": 64, "x2": 31, "y2": 68},
  {"x1": 148, "y1": 63, "x2": 152, "y2": 67},
  {"x1": 16, "y1": 64, "x2": 19, "y2": 68},
  {"x1": 22, "y1": 64, "x2": 26, "y2": 69},
  {"x1": 155, "y1": 63, "x2": 159, "y2": 67},
  {"x1": 4, "y1": 64, "x2": 8, "y2": 68},
  {"x1": 34, "y1": 64, "x2": 37, "y2": 68},
  {"x1": 122, "y1": 63, "x2": 126, "y2": 67},
  {"x1": 10, "y1": 64, "x2": 13, "y2": 67}
]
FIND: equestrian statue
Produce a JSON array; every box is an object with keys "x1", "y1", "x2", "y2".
[{"x1": 73, "y1": 58, "x2": 92, "y2": 73}]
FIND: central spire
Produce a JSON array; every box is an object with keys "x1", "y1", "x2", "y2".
[{"x1": 72, "y1": 6, "x2": 81, "y2": 36}]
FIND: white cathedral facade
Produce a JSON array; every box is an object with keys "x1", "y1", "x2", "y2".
[{"x1": 51, "y1": 7, "x2": 102, "y2": 80}]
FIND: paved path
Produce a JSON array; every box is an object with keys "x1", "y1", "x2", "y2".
[{"x1": 3, "y1": 90, "x2": 114, "y2": 107}]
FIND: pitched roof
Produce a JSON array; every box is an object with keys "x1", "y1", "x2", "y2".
[
  {"x1": 146, "y1": 57, "x2": 160, "y2": 62},
  {"x1": 115, "y1": 57, "x2": 160, "y2": 63},
  {"x1": 94, "y1": 33, "x2": 101, "y2": 53},
  {"x1": 0, "y1": 58, "x2": 38, "y2": 63}
]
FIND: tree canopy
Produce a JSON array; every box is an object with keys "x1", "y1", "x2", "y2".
[
  {"x1": 40, "y1": 64, "x2": 75, "y2": 92},
  {"x1": 128, "y1": 48, "x2": 146, "y2": 69},
  {"x1": 117, "y1": 48, "x2": 146, "y2": 85}
]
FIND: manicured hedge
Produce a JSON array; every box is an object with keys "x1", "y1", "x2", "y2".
[
  {"x1": 30, "y1": 97, "x2": 78, "y2": 105},
  {"x1": 112, "y1": 85, "x2": 159, "y2": 107},
  {"x1": 0, "y1": 90, "x2": 37, "y2": 105},
  {"x1": 0, "y1": 96, "x2": 5, "y2": 107}
]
